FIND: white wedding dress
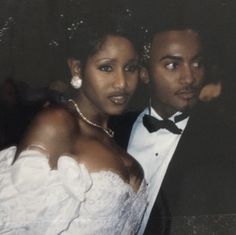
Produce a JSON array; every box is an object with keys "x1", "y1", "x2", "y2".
[{"x1": 0, "y1": 147, "x2": 147, "y2": 235}]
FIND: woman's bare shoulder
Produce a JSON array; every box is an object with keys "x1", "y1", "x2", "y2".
[
  {"x1": 18, "y1": 104, "x2": 78, "y2": 166},
  {"x1": 34, "y1": 104, "x2": 76, "y2": 131}
]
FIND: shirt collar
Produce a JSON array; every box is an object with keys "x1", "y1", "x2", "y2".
[{"x1": 147, "y1": 107, "x2": 183, "y2": 121}]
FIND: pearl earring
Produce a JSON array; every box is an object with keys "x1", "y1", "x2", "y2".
[{"x1": 70, "y1": 75, "x2": 82, "y2": 89}]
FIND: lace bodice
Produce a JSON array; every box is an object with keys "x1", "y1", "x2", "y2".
[{"x1": 0, "y1": 147, "x2": 147, "y2": 235}]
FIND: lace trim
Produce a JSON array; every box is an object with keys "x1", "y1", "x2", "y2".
[{"x1": 90, "y1": 170, "x2": 145, "y2": 195}]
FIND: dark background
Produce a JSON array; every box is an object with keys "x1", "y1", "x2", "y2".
[{"x1": 0, "y1": 0, "x2": 235, "y2": 91}]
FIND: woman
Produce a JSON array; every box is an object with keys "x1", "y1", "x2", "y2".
[{"x1": 0, "y1": 14, "x2": 147, "y2": 234}]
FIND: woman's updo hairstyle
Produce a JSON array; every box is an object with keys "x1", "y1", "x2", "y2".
[{"x1": 67, "y1": 7, "x2": 142, "y2": 70}]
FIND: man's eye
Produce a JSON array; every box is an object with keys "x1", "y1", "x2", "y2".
[
  {"x1": 192, "y1": 61, "x2": 203, "y2": 69},
  {"x1": 125, "y1": 64, "x2": 139, "y2": 72},
  {"x1": 165, "y1": 62, "x2": 178, "y2": 70},
  {"x1": 99, "y1": 65, "x2": 112, "y2": 72}
]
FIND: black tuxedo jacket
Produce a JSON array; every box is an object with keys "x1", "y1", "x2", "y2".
[{"x1": 110, "y1": 104, "x2": 236, "y2": 234}]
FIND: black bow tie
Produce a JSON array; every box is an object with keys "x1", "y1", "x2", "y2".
[{"x1": 143, "y1": 113, "x2": 188, "y2": 134}]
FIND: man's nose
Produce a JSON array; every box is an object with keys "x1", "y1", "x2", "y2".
[{"x1": 180, "y1": 65, "x2": 195, "y2": 85}]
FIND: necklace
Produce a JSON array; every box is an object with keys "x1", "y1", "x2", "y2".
[{"x1": 68, "y1": 99, "x2": 114, "y2": 138}]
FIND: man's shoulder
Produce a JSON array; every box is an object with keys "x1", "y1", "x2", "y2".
[
  {"x1": 189, "y1": 101, "x2": 232, "y2": 130},
  {"x1": 109, "y1": 111, "x2": 141, "y2": 150},
  {"x1": 109, "y1": 111, "x2": 140, "y2": 128},
  {"x1": 186, "y1": 101, "x2": 235, "y2": 150}
]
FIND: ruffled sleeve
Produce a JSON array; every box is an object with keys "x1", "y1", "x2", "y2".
[
  {"x1": 0, "y1": 146, "x2": 17, "y2": 169},
  {"x1": 0, "y1": 147, "x2": 92, "y2": 235}
]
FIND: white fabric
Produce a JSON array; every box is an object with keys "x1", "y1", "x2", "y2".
[
  {"x1": 0, "y1": 146, "x2": 147, "y2": 235},
  {"x1": 128, "y1": 107, "x2": 189, "y2": 235}
]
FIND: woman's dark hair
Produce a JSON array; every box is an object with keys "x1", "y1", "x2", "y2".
[{"x1": 67, "y1": 12, "x2": 142, "y2": 69}]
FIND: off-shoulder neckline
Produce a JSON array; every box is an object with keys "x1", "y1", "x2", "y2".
[
  {"x1": 15, "y1": 148, "x2": 145, "y2": 194},
  {"x1": 58, "y1": 155, "x2": 145, "y2": 194}
]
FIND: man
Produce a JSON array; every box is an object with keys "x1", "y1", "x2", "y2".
[{"x1": 111, "y1": 23, "x2": 236, "y2": 234}]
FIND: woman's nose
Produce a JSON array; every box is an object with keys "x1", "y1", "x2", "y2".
[{"x1": 113, "y1": 71, "x2": 126, "y2": 89}]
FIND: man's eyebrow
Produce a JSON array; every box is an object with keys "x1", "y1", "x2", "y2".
[
  {"x1": 192, "y1": 54, "x2": 204, "y2": 61},
  {"x1": 159, "y1": 55, "x2": 183, "y2": 61},
  {"x1": 159, "y1": 53, "x2": 204, "y2": 62}
]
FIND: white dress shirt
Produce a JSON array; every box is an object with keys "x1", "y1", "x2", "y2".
[{"x1": 127, "y1": 107, "x2": 189, "y2": 235}]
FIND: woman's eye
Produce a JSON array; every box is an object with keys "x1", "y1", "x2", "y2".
[
  {"x1": 125, "y1": 64, "x2": 139, "y2": 72},
  {"x1": 165, "y1": 62, "x2": 178, "y2": 70},
  {"x1": 99, "y1": 65, "x2": 112, "y2": 72}
]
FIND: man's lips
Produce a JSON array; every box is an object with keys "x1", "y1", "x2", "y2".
[{"x1": 176, "y1": 89, "x2": 197, "y2": 99}]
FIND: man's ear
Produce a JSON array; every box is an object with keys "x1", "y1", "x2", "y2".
[
  {"x1": 67, "y1": 58, "x2": 82, "y2": 77},
  {"x1": 140, "y1": 67, "x2": 150, "y2": 84}
]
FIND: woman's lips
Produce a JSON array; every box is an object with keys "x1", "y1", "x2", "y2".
[{"x1": 109, "y1": 95, "x2": 128, "y2": 105}]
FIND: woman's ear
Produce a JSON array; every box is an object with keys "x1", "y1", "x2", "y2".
[
  {"x1": 67, "y1": 58, "x2": 82, "y2": 77},
  {"x1": 140, "y1": 67, "x2": 150, "y2": 84}
]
